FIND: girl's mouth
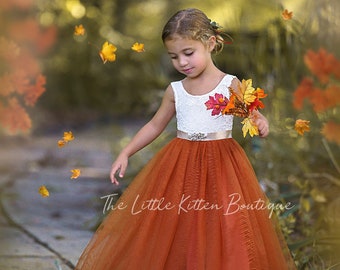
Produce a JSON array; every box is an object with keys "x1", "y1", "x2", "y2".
[{"x1": 183, "y1": 68, "x2": 193, "y2": 74}]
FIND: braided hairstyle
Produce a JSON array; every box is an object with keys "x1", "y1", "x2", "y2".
[{"x1": 162, "y1": 8, "x2": 225, "y2": 53}]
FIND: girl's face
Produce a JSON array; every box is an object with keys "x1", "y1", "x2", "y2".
[{"x1": 165, "y1": 35, "x2": 215, "y2": 78}]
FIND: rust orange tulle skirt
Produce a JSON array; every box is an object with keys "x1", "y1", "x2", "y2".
[{"x1": 76, "y1": 138, "x2": 296, "y2": 270}]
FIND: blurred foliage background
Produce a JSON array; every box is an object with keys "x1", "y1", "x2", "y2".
[{"x1": 1, "y1": 0, "x2": 340, "y2": 269}]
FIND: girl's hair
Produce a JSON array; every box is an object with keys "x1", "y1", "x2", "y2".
[{"x1": 161, "y1": 8, "x2": 225, "y2": 53}]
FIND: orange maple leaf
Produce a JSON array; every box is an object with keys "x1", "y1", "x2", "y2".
[
  {"x1": 74, "y1": 24, "x2": 85, "y2": 36},
  {"x1": 282, "y1": 9, "x2": 293, "y2": 20},
  {"x1": 70, "y1": 169, "x2": 81, "y2": 179},
  {"x1": 295, "y1": 119, "x2": 310, "y2": 136}
]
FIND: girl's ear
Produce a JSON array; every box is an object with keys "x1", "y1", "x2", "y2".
[{"x1": 207, "y1": 36, "x2": 217, "y2": 52}]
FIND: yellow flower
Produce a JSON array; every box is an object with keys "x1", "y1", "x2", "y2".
[
  {"x1": 295, "y1": 119, "x2": 310, "y2": 135},
  {"x1": 70, "y1": 169, "x2": 81, "y2": 179},
  {"x1": 99, "y1": 41, "x2": 117, "y2": 63},
  {"x1": 63, "y1": 131, "x2": 74, "y2": 142},
  {"x1": 241, "y1": 117, "x2": 259, "y2": 137},
  {"x1": 131, "y1": 42, "x2": 145, "y2": 53},
  {"x1": 39, "y1": 185, "x2": 49, "y2": 197},
  {"x1": 74, "y1": 24, "x2": 85, "y2": 36}
]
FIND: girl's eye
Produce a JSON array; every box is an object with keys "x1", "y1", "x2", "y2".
[{"x1": 185, "y1": 51, "x2": 193, "y2": 56}]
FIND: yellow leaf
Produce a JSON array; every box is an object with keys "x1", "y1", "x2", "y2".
[
  {"x1": 131, "y1": 42, "x2": 145, "y2": 52},
  {"x1": 74, "y1": 24, "x2": 85, "y2": 36},
  {"x1": 63, "y1": 131, "x2": 74, "y2": 142},
  {"x1": 58, "y1": 140, "x2": 67, "y2": 148},
  {"x1": 70, "y1": 169, "x2": 81, "y2": 179},
  {"x1": 99, "y1": 41, "x2": 117, "y2": 64},
  {"x1": 238, "y1": 79, "x2": 257, "y2": 105},
  {"x1": 300, "y1": 198, "x2": 310, "y2": 212},
  {"x1": 294, "y1": 119, "x2": 310, "y2": 135},
  {"x1": 39, "y1": 185, "x2": 49, "y2": 197},
  {"x1": 241, "y1": 117, "x2": 259, "y2": 137},
  {"x1": 310, "y1": 188, "x2": 327, "y2": 203}
]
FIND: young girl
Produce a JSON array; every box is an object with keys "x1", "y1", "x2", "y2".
[{"x1": 76, "y1": 8, "x2": 296, "y2": 270}]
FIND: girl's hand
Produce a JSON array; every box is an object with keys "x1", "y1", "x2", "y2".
[
  {"x1": 251, "y1": 111, "x2": 269, "y2": 138},
  {"x1": 110, "y1": 154, "x2": 128, "y2": 185}
]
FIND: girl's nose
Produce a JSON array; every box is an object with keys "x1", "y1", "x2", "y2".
[{"x1": 179, "y1": 56, "x2": 188, "y2": 67}]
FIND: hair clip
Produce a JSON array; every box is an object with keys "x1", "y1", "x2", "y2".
[
  {"x1": 209, "y1": 19, "x2": 233, "y2": 44},
  {"x1": 209, "y1": 20, "x2": 221, "y2": 30}
]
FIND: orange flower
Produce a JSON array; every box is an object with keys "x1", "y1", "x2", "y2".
[
  {"x1": 304, "y1": 48, "x2": 340, "y2": 84},
  {"x1": 282, "y1": 9, "x2": 293, "y2": 20},
  {"x1": 293, "y1": 77, "x2": 314, "y2": 110},
  {"x1": 295, "y1": 119, "x2": 310, "y2": 136},
  {"x1": 321, "y1": 121, "x2": 340, "y2": 145},
  {"x1": 23, "y1": 74, "x2": 46, "y2": 106},
  {"x1": 39, "y1": 185, "x2": 49, "y2": 197},
  {"x1": 70, "y1": 169, "x2": 81, "y2": 179},
  {"x1": 0, "y1": 97, "x2": 31, "y2": 133},
  {"x1": 74, "y1": 24, "x2": 85, "y2": 36}
]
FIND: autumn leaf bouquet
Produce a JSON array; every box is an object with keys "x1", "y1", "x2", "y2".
[{"x1": 205, "y1": 79, "x2": 267, "y2": 137}]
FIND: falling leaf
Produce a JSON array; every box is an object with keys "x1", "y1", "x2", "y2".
[
  {"x1": 294, "y1": 119, "x2": 310, "y2": 135},
  {"x1": 70, "y1": 169, "x2": 81, "y2": 179},
  {"x1": 99, "y1": 41, "x2": 117, "y2": 64},
  {"x1": 39, "y1": 185, "x2": 49, "y2": 197},
  {"x1": 57, "y1": 140, "x2": 67, "y2": 148},
  {"x1": 282, "y1": 9, "x2": 293, "y2": 20},
  {"x1": 310, "y1": 188, "x2": 327, "y2": 203},
  {"x1": 300, "y1": 198, "x2": 310, "y2": 212},
  {"x1": 63, "y1": 131, "x2": 74, "y2": 142},
  {"x1": 241, "y1": 117, "x2": 259, "y2": 137},
  {"x1": 74, "y1": 24, "x2": 85, "y2": 36},
  {"x1": 131, "y1": 42, "x2": 145, "y2": 53}
]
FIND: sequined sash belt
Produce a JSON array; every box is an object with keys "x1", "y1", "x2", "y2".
[{"x1": 177, "y1": 130, "x2": 232, "y2": 141}]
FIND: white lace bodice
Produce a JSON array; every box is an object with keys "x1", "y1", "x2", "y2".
[{"x1": 171, "y1": 74, "x2": 235, "y2": 134}]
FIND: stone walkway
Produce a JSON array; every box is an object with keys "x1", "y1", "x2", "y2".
[{"x1": 0, "y1": 125, "x2": 130, "y2": 270}]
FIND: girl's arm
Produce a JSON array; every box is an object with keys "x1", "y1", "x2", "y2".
[
  {"x1": 251, "y1": 110, "x2": 269, "y2": 137},
  {"x1": 110, "y1": 85, "x2": 175, "y2": 184}
]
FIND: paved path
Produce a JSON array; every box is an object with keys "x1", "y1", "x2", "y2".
[{"x1": 0, "y1": 125, "x2": 130, "y2": 270}]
